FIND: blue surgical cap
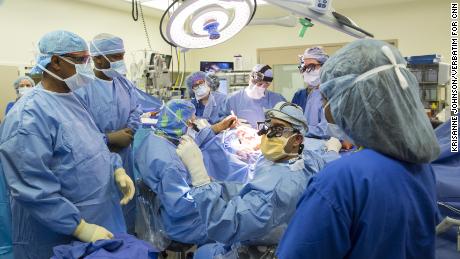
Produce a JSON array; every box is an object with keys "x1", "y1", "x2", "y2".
[
  {"x1": 156, "y1": 99, "x2": 196, "y2": 139},
  {"x1": 320, "y1": 39, "x2": 440, "y2": 163},
  {"x1": 13, "y1": 76, "x2": 35, "y2": 93},
  {"x1": 185, "y1": 71, "x2": 212, "y2": 93},
  {"x1": 30, "y1": 30, "x2": 88, "y2": 74},
  {"x1": 90, "y1": 33, "x2": 125, "y2": 56},
  {"x1": 303, "y1": 46, "x2": 329, "y2": 64}
]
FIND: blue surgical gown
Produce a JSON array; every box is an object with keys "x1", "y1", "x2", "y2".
[
  {"x1": 190, "y1": 153, "x2": 324, "y2": 247},
  {"x1": 192, "y1": 91, "x2": 226, "y2": 124},
  {"x1": 133, "y1": 127, "x2": 217, "y2": 245},
  {"x1": 0, "y1": 164, "x2": 12, "y2": 259},
  {"x1": 4, "y1": 101, "x2": 15, "y2": 115},
  {"x1": 221, "y1": 89, "x2": 286, "y2": 128},
  {"x1": 277, "y1": 149, "x2": 438, "y2": 259},
  {"x1": 75, "y1": 76, "x2": 142, "y2": 234},
  {"x1": 292, "y1": 87, "x2": 328, "y2": 139},
  {"x1": 0, "y1": 86, "x2": 126, "y2": 259}
]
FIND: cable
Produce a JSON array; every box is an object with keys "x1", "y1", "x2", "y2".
[
  {"x1": 181, "y1": 51, "x2": 186, "y2": 87},
  {"x1": 160, "y1": 0, "x2": 179, "y2": 47},
  {"x1": 132, "y1": 0, "x2": 139, "y2": 21},
  {"x1": 139, "y1": 2, "x2": 153, "y2": 50},
  {"x1": 248, "y1": 0, "x2": 257, "y2": 24}
]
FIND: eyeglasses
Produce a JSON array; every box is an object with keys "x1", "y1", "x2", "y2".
[
  {"x1": 257, "y1": 121, "x2": 299, "y2": 138},
  {"x1": 299, "y1": 63, "x2": 321, "y2": 73},
  {"x1": 60, "y1": 54, "x2": 91, "y2": 64}
]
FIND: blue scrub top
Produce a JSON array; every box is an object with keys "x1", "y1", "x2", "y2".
[
  {"x1": 291, "y1": 88, "x2": 308, "y2": 111},
  {"x1": 4, "y1": 102, "x2": 15, "y2": 115},
  {"x1": 277, "y1": 149, "x2": 438, "y2": 259}
]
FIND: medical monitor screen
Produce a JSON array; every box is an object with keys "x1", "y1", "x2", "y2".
[{"x1": 200, "y1": 61, "x2": 234, "y2": 73}]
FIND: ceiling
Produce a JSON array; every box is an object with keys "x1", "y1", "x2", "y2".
[{"x1": 74, "y1": 0, "x2": 421, "y2": 19}]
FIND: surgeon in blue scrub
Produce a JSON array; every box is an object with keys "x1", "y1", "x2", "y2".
[
  {"x1": 134, "y1": 99, "x2": 237, "y2": 245},
  {"x1": 187, "y1": 71, "x2": 226, "y2": 124},
  {"x1": 0, "y1": 30, "x2": 135, "y2": 259},
  {"x1": 220, "y1": 64, "x2": 286, "y2": 128},
  {"x1": 277, "y1": 39, "x2": 441, "y2": 259},
  {"x1": 74, "y1": 33, "x2": 142, "y2": 234},
  {"x1": 177, "y1": 102, "x2": 325, "y2": 258}
]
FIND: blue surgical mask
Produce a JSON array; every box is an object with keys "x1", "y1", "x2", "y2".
[
  {"x1": 303, "y1": 69, "x2": 321, "y2": 87},
  {"x1": 39, "y1": 57, "x2": 95, "y2": 92},
  {"x1": 194, "y1": 84, "x2": 210, "y2": 100},
  {"x1": 97, "y1": 59, "x2": 127, "y2": 78}
]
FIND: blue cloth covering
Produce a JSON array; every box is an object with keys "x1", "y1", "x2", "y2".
[
  {"x1": 221, "y1": 89, "x2": 286, "y2": 128},
  {"x1": 277, "y1": 149, "x2": 438, "y2": 259},
  {"x1": 51, "y1": 233, "x2": 158, "y2": 259},
  {"x1": 432, "y1": 120, "x2": 460, "y2": 258},
  {"x1": 190, "y1": 153, "x2": 324, "y2": 248},
  {"x1": 0, "y1": 86, "x2": 126, "y2": 259},
  {"x1": 4, "y1": 101, "x2": 14, "y2": 115},
  {"x1": 192, "y1": 91, "x2": 227, "y2": 124},
  {"x1": 133, "y1": 87, "x2": 162, "y2": 113},
  {"x1": 75, "y1": 76, "x2": 142, "y2": 234},
  {"x1": 0, "y1": 164, "x2": 12, "y2": 259},
  {"x1": 133, "y1": 127, "x2": 216, "y2": 245}
]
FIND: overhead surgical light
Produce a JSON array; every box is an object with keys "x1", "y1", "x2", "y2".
[
  {"x1": 161, "y1": 0, "x2": 373, "y2": 49},
  {"x1": 161, "y1": 0, "x2": 256, "y2": 49}
]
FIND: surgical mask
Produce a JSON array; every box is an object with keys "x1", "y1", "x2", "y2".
[
  {"x1": 96, "y1": 59, "x2": 127, "y2": 78},
  {"x1": 18, "y1": 87, "x2": 32, "y2": 97},
  {"x1": 245, "y1": 84, "x2": 266, "y2": 99},
  {"x1": 194, "y1": 84, "x2": 210, "y2": 100},
  {"x1": 303, "y1": 69, "x2": 321, "y2": 87},
  {"x1": 38, "y1": 57, "x2": 95, "y2": 92},
  {"x1": 260, "y1": 134, "x2": 298, "y2": 162}
]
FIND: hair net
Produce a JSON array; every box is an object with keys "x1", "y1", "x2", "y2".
[
  {"x1": 30, "y1": 30, "x2": 89, "y2": 74},
  {"x1": 185, "y1": 71, "x2": 212, "y2": 93},
  {"x1": 320, "y1": 39, "x2": 440, "y2": 163},
  {"x1": 90, "y1": 33, "x2": 125, "y2": 56},
  {"x1": 303, "y1": 46, "x2": 329, "y2": 64},
  {"x1": 156, "y1": 99, "x2": 196, "y2": 138},
  {"x1": 207, "y1": 73, "x2": 221, "y2": 91},
  {"x1": 13, "y1": 76, "x2": 35, "y2": 93},
  {"x1": 265, "y1": 101, "x2": 308, "y2": 135}
]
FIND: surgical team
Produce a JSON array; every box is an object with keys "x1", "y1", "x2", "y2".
[{"x1": 0, "y1": 30, "x2": 441, "y2": 259}]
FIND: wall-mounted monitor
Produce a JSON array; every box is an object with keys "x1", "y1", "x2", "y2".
[{"x1": 200, "y1": 61, "x2": 234, "y2": 73}]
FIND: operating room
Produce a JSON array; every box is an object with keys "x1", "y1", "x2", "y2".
[{"x1": 0, "y1": 0, "x2": 458, "y2": 258}]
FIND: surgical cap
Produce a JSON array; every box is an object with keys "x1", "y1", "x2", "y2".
[
  {"x1": 303, "y1": 46, "x2": 329, "y2": 64},
  {"x1": 30, "y1": 30, "x2": 88, "y2": 74},
  {"x1": 90, "y1": 33, "x2": 125, "y2": 56},
  {"x1": 252, "y1": 64, "x2": 273, "y2": 81},
  {"x1": 185, "y1": 71, "x2": 212, "y2": 93},
  {"x1": 320, "y1": 39, "x2": 440, "y2": 163},
  {"x1": 13, "y1": 76, "x2": 35, "y2": 92},
  {"x1": 156, "y1": 99, "x2": 196, "y2": 138},
  {"x1": 265, "y1": 101, "x2": 308, "y2": 135}
]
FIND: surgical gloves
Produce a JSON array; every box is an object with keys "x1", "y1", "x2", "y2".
[
  {"x1": 325, "y1": 137, "x2": 342, "y2": 153},
  {"x1": 73, "y1": 219, "x2": 113, "y2": 243},
  {"x1": 114, "y1": 168, "x2": 135, "y2": 205},
  {"x1": 176, "y1": 135, "x2": 211, "y2": 187}
]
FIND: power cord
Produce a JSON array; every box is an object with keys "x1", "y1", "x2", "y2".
[{"x1": 132, "y1": 0, "x2": 138, "y2": 21}]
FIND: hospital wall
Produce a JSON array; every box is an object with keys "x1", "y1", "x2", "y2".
[
  {"x1": 187, "y1": 0, "x2": 451, "y2": 71},
  {"x1": 0, "y1": 0, "x2": 170, "y2": 121}
]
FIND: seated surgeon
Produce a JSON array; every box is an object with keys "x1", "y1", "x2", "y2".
[
  {"x1": 277, "y1": 39, "x2": 441, "y2": 259},
  {"x1": 134, "y1": 99, "x2": 237, "y2": 245},
  {"x1": 74, "y1": 33, "x2": 142, "y2": 234},
  {"x1": 220, "y1": 64, "x2": 286, "y2": 128},
  {"x1": 176, "y1": 102, "x2": 325, "y2": 258},
  {"x1": 0, "y1": 30, "x2": 134, "y2": 259},
  {"x1": 5, "y1": 76, "x2": 35, "y2": 115},
  {"x1": 187, "y1": 71, "x2": 226, "y2": 124}
]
